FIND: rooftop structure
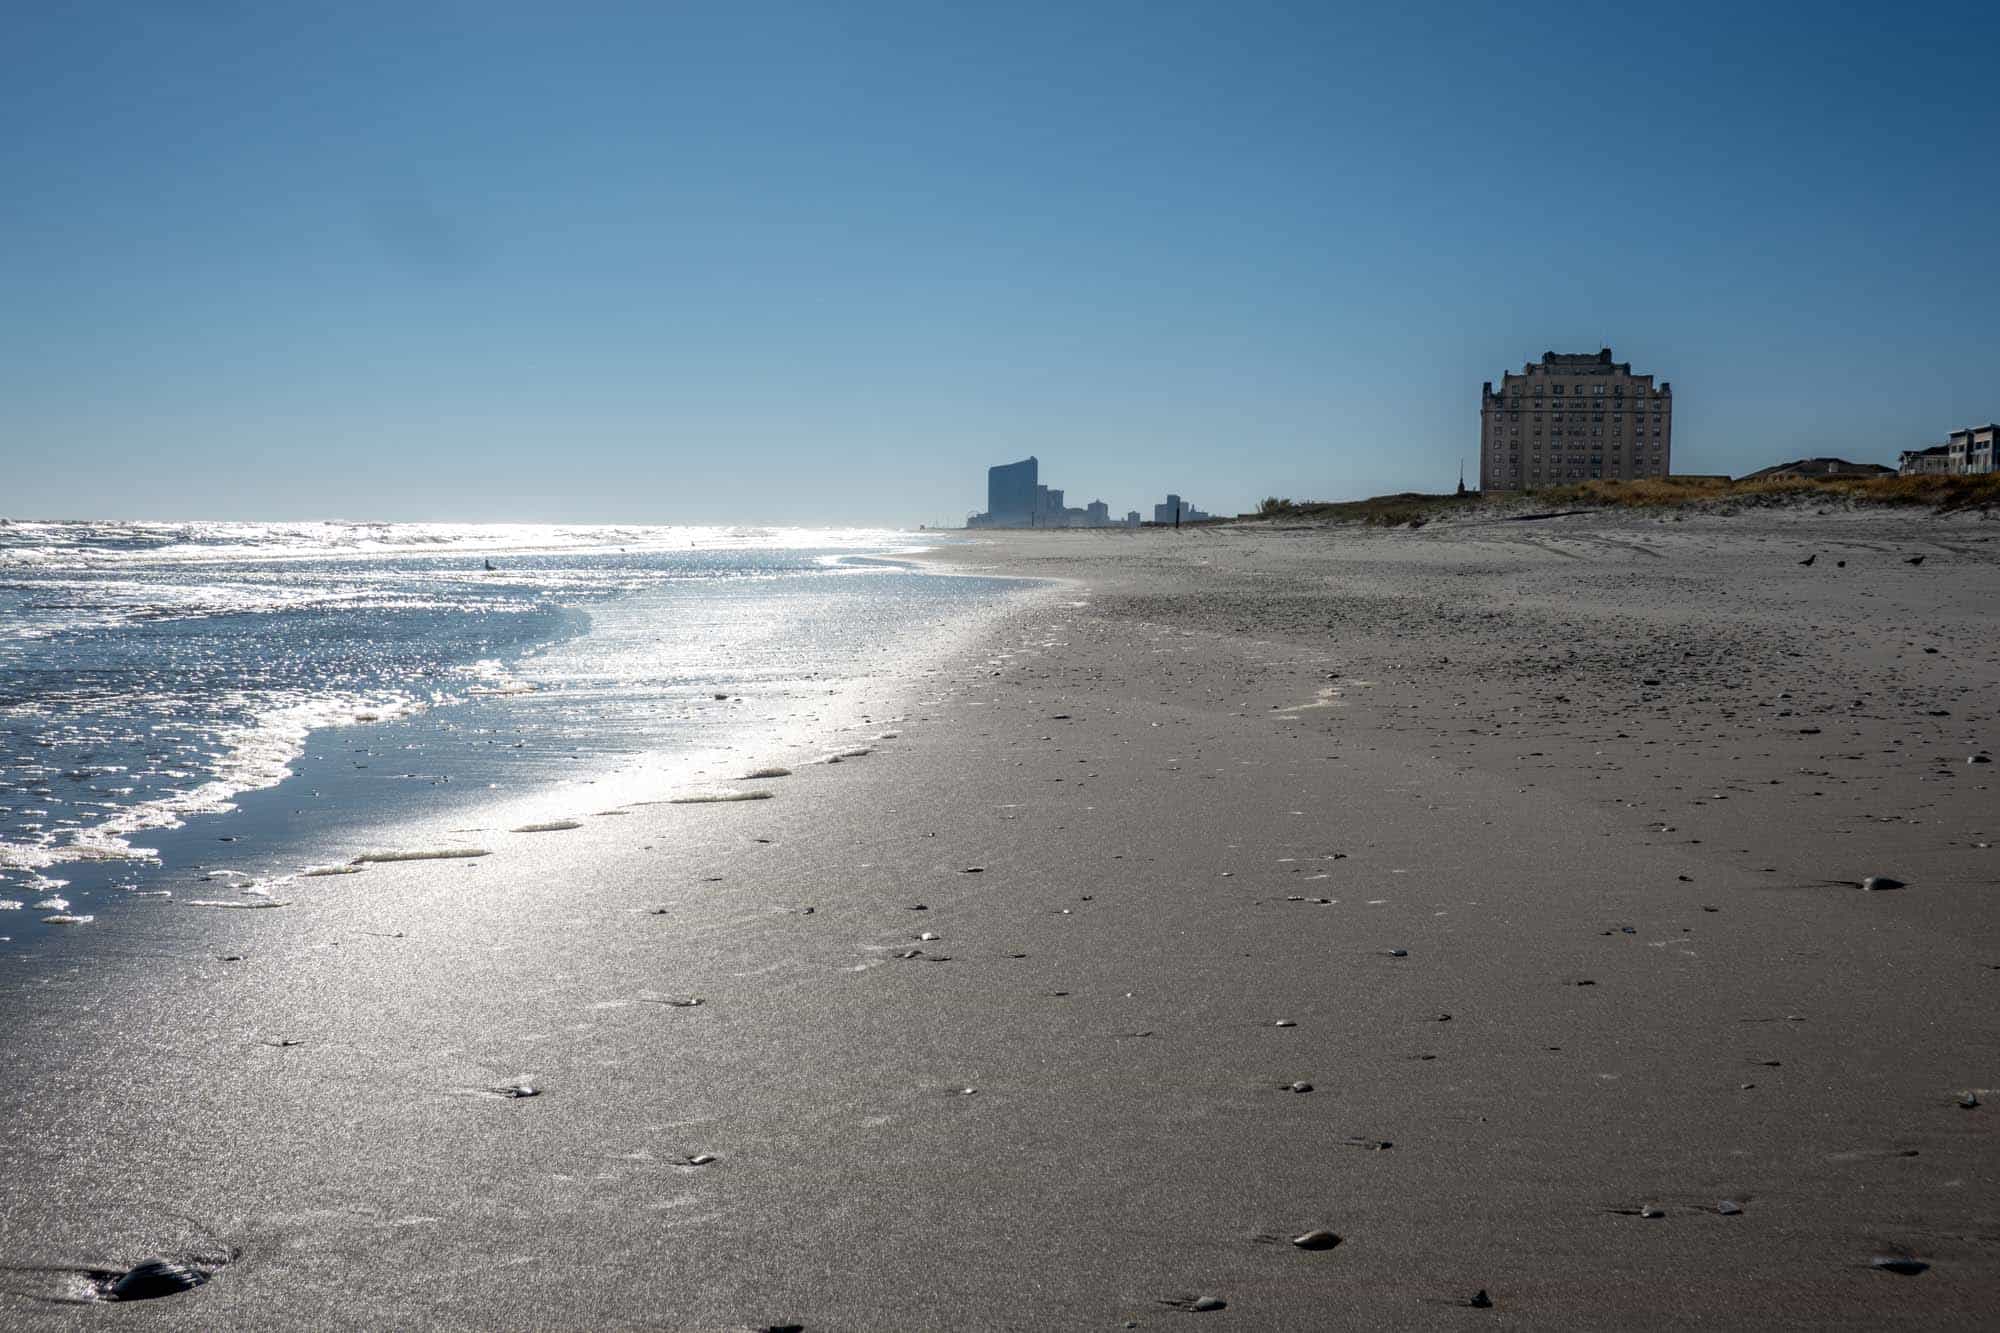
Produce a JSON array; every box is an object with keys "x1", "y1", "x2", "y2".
[{"x1": 1739, "y1": 458, "x2": 1893, "y2": 481}]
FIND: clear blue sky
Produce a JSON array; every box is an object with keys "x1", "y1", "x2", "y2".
[{"x1": 3, "y1": 1, "x2": 1995, "y2": 524}]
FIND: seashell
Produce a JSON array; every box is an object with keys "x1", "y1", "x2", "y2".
[
  {"x1": 1290, "y1": 1229, "x2": 1340, "y2": 1250},
  {"x1": 104, "y1": 1257, "x2": 208, "y2": 1302}
]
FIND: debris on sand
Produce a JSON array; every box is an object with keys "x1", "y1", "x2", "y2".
[
  {"x1": 1860, "y1": 875, "x2": 1906, "y2": 892},
  {"x1": 511, "y1": 820, "x2": 582, "y2": 833},
  {"x1": 350, "y1": 847, "x2": 489, "y2": 864},
  {"x1": 1290, "y1": 1229, "x2": 1341, "y2": 1250},
  {"x1": 668, "y1": 790, "x2": 773, "y2": 804}
]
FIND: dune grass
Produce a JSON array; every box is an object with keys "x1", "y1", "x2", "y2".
[{"x1": 1249, "y1": 473, "x2": 2000, "y2": 525}]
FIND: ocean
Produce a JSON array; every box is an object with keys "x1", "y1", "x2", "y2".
[{"x1": 0, "y1": 520, "x2": 1019, "y2": 952}]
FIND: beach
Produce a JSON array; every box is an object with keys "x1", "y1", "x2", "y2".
[{"x1": 2, "y1": 505, "x2": 1996, "y2": 1328}]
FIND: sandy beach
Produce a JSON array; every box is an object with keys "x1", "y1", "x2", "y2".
[{"x1": 2, "y1": 505, "x2": 1996, "y2": 1329}]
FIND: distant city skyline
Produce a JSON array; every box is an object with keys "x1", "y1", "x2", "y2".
[{"x1": 2, "y1": 3, "x2": 1996, "y2": 524}]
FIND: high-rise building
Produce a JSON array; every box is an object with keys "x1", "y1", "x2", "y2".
[
  {"x1": 986, "y1": 457, "x2": 1038, "y2": 524},
  {"x1": 1151, "y1": 494, "x2": 1211, "y2": 524},
  {"x1": 1480, "y1": 349, "x2": 1672, "y2": 491}
]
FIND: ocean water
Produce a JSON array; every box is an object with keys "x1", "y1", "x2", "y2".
[{"x1": 0, "y1": 521, "x2": 1017, "y2": 951}]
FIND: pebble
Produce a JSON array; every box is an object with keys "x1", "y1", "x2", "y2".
[
  {"x1": 495, "y1": 1083, "x2": 541, "y2": 1098},
  {"x1": 1466, "y1": 1289, "x2": 1493, "y2": 1309},
  {"x1": 686, "y1": 1152, "x2": 718, "y2": 1166},
  {"x1": 1383, "y1": 948, "x2": 1408, "y2": 957},
  {"x1": 1272, "y1": 1019, "x2": 1296, "y2": 1028},
  {"x1": 1717, "y1": 1200, "x2": 1743, "y2": 1215},
  {"x1": 1870, "y1": 1255, "x2": 1929, "y2": 1276},
  {"x1": 1290, "y1": 1229, "x2": 1340, "y2": 1250},
  {"x1": 1957, "y1": 1091, "x2": 1979, "y2": 1109},
  {"x1": 1861, "y1": 875, "x2": 1906, "y2": 892},
  {"x1": 1287, "y1": 1081, "x2": 1313, "y2": 1094},
  {"x1": 1190, "y1": 1296, "x2": 1226, "y2": 1312},
  {"x1": 1639, "y1": 1204, "x2": 1665, "y2": 1219},
  {"x1": 103, "y1": 1257, "x2": 209, "y2": 1302}
]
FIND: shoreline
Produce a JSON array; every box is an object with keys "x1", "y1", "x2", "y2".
[
  {"x1": 0, "y1": 542, "x2": 1025, "y2": 958},
  {"x1": 2, "y1": 508, "x2": 1995, "y2": 1327}
]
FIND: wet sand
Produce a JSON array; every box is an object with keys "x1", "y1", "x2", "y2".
[{"x1": 2, "y1": 506, "x2": 1996, "y2": 1328}]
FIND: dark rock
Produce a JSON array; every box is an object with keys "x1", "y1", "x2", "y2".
[{"x1": 104, "y1": 1258, "x2": 208, "y2": 1302}]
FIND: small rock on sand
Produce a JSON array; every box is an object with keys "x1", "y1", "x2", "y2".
[{"x1": 1871, "y1": 1255, "x2": 1929, "y2": 1276}]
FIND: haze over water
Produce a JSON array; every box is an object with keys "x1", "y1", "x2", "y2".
[{"x1": 0, "y1": 520, "x2": 1017, "y2": 950}]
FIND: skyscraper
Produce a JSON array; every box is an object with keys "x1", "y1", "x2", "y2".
[{"x1": 987, "y1": 457, "x2": 1038, "y2": 525}]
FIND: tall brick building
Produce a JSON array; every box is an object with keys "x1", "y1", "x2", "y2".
[{"x1": 1480, "y1": 349, "x2": 1672, "y2": 491}]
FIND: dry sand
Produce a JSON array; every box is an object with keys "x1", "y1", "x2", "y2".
[{"x1": 1, "y1": 505, "x2": 1996, "y2": 1328}]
